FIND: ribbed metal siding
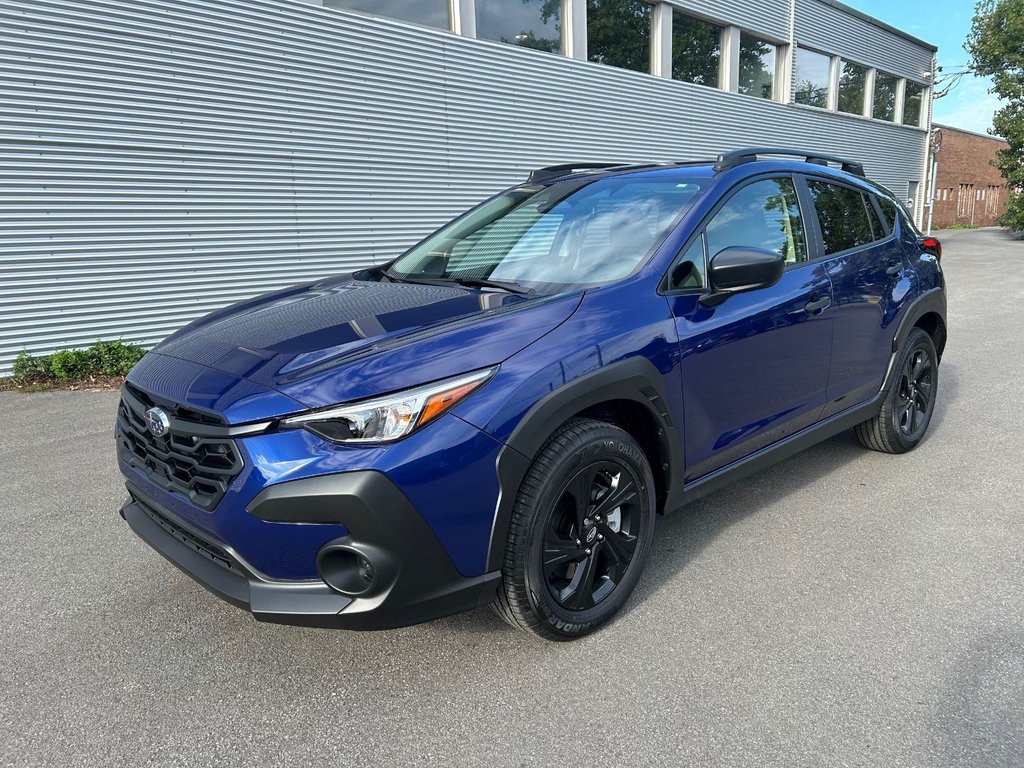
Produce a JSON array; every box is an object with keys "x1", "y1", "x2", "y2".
[
  {"x1": 0, "y1": 0, "x2": 930, "y2": 375},
  {"x1": 795, "y1": 0, "x2": 932, "y2": 82},
  {"x1": 666, "y1": 0, "x2": 790, "y2": 40}
]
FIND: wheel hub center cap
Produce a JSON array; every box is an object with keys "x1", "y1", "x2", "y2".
[{"x1": 584, "y1": 525, "x2": 598, "y2": 544}]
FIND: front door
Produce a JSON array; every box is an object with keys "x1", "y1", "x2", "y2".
[{"x1": 665, "y1": 176, "x2": 834, "y2": 481}]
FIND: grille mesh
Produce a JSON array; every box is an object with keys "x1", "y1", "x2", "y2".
[{"x1": 117, "y1": 389, "x2": 242, "y2": 511}]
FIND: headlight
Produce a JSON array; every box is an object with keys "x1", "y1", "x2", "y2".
[{"x1": 280, "y1": 367, "x2": 496, "y2": 443}]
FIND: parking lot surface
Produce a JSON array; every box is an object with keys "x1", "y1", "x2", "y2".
[{"x1": 1, "y1": 228, "x2": 1022, "y2": 767}]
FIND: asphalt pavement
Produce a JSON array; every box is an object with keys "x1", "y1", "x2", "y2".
[{"x1": 1, "y1": 227, "x2": 1022, "y2": 767}]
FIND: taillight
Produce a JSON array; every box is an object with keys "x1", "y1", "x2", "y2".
[{"x1": 920, "y1": 237, "x2": 942, "y2": 261}]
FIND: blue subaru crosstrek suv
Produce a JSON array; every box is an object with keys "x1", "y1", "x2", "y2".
[{"x1": 117, "y1": 148, "x2": 947, "y2": 640}]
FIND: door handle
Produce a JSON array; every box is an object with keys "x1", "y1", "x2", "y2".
[
  {"x1": 885, "y1": 260, "x2": 904, "y2": 277},
  {"x1": 804, "y1": 294, "x2": 831, "y2": 315}
]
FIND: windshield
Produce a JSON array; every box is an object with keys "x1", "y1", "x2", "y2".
[{"x1": 387, "y1": 175, "x2": 707, "y2": 292}]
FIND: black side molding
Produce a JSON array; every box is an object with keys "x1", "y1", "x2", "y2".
[{"x1": 667, "y1": 390, "x2": 884, "y2": 511}]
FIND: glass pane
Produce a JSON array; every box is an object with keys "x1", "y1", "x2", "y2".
[
  {"x1": 671, "y1": 13, "x2": 721, "y2": 87},
  {"x1": 837, "y1": 61, "x2": 867, "y2": 115},
  {"x1": 323, "y1": 0, "x2": 449, "y2": 29},
  {"x1": 738, "y1": 34, "x2": 776, "y2": 99},
  {"x1": 903, "y1": 82, "x2": 924, "y2": 126},
  {"x1": 669, "y1": 234, "x2": 706, "y2": 289},
  {"x1": 808, "y1": 181, "x2": 875, "y2": 255},
  {"x1": 873, "y1": 73, "x2": 898, "y2": 121},
  {"x1": 587, "y1": 0, "x2": 651, "y2": 73},
  {"x1": 794, "y1": 48, "x2": 831, "y2": 108},
  {"x1": 476, "y1": 0, "x2": 562, "y2": 53},
  {"x1": 390, "y1": 177, "x2": 707, "y2": 290},
  {"x1": 706, "y1": 178, "x2": 806, "y2": 265},
  {"x1": 876, "y1": 196, "x2": 898, "y2": 232}
]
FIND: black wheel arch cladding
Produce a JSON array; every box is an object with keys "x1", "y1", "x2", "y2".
[{"x1": 485, "y1": 356, "x2": 682, "y2": 573}]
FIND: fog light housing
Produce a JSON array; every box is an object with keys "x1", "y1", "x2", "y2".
[{"x1": 316, "y1": 541, "x2": 395, "y2": 598}]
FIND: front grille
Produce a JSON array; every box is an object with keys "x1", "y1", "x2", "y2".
[{"x1": 117, "y1": 389, "x2": 243, "y2": 511}]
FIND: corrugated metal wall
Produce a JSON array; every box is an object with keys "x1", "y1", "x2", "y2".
[
  {"x1": 0, "y1": 0, "x2": 931, "y2": 375},
  {"x1": 666, "y1": 0, "x2": 790, "y2": 40},
  {"x1": 795, "y1": 0, "x2": 932, "y2": 82}
]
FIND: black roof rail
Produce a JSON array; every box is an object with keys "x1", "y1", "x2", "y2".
[
  {"x1": 527, "y1": 163, "x2": 626, "y2": 183},
  {"x1": 527, "y1": 161, "x2": 684, "y2": 183},
  {"x1": 713, "y1": 147, "x2": 866, "y2": 177}
]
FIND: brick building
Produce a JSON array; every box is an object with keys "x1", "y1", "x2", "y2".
[{"x1": 930, "y1": 124, "x2": 1009, "y2": 229}]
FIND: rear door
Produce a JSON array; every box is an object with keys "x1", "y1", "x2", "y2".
[
  {"x1": 802, "y1": 177, "x2": 913, "y2": 417},
  {"x1": 666, "y1": 175, "x2": 834, "y2": 481}
]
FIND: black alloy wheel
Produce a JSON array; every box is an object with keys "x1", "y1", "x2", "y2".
[
  {"x1": 542, "y1": 460, "x2": 643, "y2": 611},
  {"x1": 494, "y1": 418, "x2": 656, "y2": 640},
  {"x1": 894, "y1": 347, "x2": 934, "y2": 439}
]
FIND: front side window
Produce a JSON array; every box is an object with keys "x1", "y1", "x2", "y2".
[
  {"x1": 873, "y1": 73, "x2": 899, "y2": 121},
  {"x1": 705, "y1": 178, "x2": 807, "y2": 265},
  {"x1": 807, "y1": 181, "x2": 877, "y2": 255},
  {"x1": 672, "y1": 13, "x2": 722, "y2": 87},
  {"x1": 738, "y1": 34, "x2": 777, "y2": 99},
  {"x1": 389, "y1": 176, "x2": 707, "y2": 291},
  {"x1": 837, "y1": 61, "x2": 867, "y2": 115},
  {"x1": 587, "y1": 0, "x2": 651, "y2": 73},
  {"x1": 794, "y1": 48, "x2": 831, "y2": 108},
  {"x1": 324, "y1": 0, "x2": 449, "y2": 29},
  {"x1": 476, "y1": 0, "x2": 562, "y2": 53},
  {"x1": 903, "y1": 82, "x2": 925, "y2": 126}
]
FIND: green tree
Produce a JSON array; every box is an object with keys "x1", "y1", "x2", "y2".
[{"x1": 967, "y1": 0, "x2": 1024, "y2": 229}]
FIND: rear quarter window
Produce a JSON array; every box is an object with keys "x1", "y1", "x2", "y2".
[{"x1": 807, "y1": 180, "x2": 877, "y2": 255}]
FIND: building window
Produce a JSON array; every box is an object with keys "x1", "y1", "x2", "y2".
[
  {"x1": 323, "y1": 0, "x2": 450, "y2": 29},
  {"x1": 903, "y1": 81, "x2": 925, "y2": 127},
  {"x1": 587, "y1": 0, "x2": 651, "y2": 73},
  {"x1": 794, "y1": 48, "x2": 831, "y2": 108},
  {"x1": 671, "y1": 12, "x2": 722, "y2": 87},
  {"x1": 873, "y1": 73, "x2": 899, "y2": 121},
  {"x1": 957, "y1": 184, "x2": 975, "y2": 217},
  {"x1": 837, "y1": 61, "x2": 868, "y2": 115},
  {"x1": 738, "y1": 34, "x2": 777, "y2": 99},
  {"x1": 475, "y1": 0, "x2": 562, "y2": 52}
]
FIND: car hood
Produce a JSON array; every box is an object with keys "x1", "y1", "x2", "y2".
[{"x1": 147, "y1": 276, "x2": 582, "y2": 416}]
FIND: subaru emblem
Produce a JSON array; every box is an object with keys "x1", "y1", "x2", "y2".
[{"x1": 144, "y1": 407, "x2": 171, "y2": 437}]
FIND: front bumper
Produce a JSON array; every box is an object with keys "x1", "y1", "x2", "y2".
[{"x1": 121, "y1": 471, "x2": 501, "y2": 630}]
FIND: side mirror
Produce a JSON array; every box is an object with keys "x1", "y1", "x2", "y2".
[{"x1": 700, "y1": 246, "x2": 785, "y2": 306}]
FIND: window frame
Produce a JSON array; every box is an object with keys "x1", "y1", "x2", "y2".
[
  {"x1": 798, "y1": 174, "x2": 899, "y2": 260},
  {"x1": 660, "y1": 173, "x2": 813, "y2": 296}
]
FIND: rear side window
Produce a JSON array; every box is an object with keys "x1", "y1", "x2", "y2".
[
  {"x1": 876, "y1": 196, "x2": 898, "y2": 232},
  {"x1": 705, "y1": 178, "x2": 807, "y2": 265},
  {"x1": 807, "y1": 180, "x2": 876, "y2": 255}
]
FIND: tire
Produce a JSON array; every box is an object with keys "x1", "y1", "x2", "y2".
[
  {"x1": 493, "y1": 418, "x2": 657, "y2": 640},
  {"x1": 854, "y1": 327, "x2": 939, "y2": 454}
]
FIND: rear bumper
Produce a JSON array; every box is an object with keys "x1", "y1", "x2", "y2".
[{"x1": 120, "y1": 472, "x2": 501, "y2": 630}]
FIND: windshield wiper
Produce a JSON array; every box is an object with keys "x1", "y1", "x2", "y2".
[
  {"x1": 447, "y1": 276, "x2": 535, "y2": 295},
  {"x1": 383, "y1": 271, "x2": 534, "y2": 295}
]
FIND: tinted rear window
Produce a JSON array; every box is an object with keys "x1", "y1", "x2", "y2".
[{"x1": 808, "y1": 180, "x2": 876, "y2": 255}]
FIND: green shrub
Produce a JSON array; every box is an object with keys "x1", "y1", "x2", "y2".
[
  {"x1": 12, "y1": 350, "x2": 53, "y2": 383},
  {"x1": 9, "y1": 340, "x2": 147, "y2": 385},
  {"x1": 943, "y1": 223, "x2": 978, "y2": 230}
]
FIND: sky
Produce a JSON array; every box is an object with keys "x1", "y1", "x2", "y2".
[{"x1": 847, "y1": 0, "x2": 1003, "y2": 135}]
